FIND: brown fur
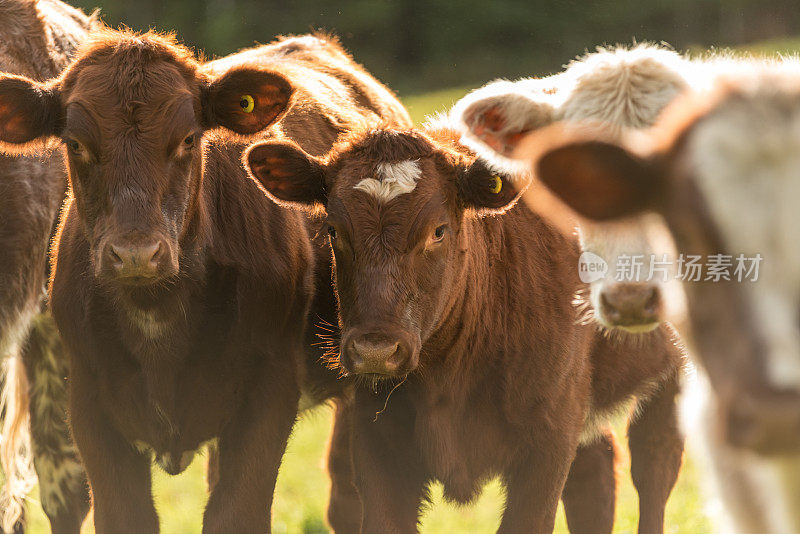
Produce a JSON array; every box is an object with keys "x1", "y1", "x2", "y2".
[
  {"x1": 0, "y1": 27, "x2": 409, "y2": 533},
  {"x1": 0, "y1": 1, "x2": 96, "y2": 532},
  {"x1": 245, "y1": 123, "x2": 685, "y2": 533}
]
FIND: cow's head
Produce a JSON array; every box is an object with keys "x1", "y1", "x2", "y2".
[
  {"x1": 244, "y1": 128, "x2": 522, "y2": 379},
  {"x1": 0, "y1": 29, "x2": 292, "y2": 287},
  {"x1": 521, "y1": 72, "x2": 800, "y2": 455},
  {"x1": 451, "y1": 47, "x2": 691, "y2": 333}
]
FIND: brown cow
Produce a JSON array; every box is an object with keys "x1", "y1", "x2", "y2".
[
  {"x1": 244, "y1": 122, "x2": 686, "y2": 533},
  {"x1": 0, "y1": 28, "x2": 409, "y2": 533},
  {"x1": 0, "y1": 1, "x2": 95, "y2": 532}
]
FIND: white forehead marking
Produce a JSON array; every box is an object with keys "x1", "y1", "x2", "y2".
[{"x1": 353, "y1": 159, "x2": 422, "y2": 202}]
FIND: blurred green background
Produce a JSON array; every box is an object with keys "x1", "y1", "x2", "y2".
[
  {"x1": 69, "y1": 0, "x2": 800, "y2": 94},
  {"x1": 16, "y1": 1, "x2": 800, "y2": 532}
]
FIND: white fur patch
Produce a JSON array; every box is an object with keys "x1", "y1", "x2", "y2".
[
  {"x1": 0, "y1": 353, "x2": 36, "y2": 532},
  {"x1": 558, "y1": 44, "x2": 694, "y2": 129},
  {"x1": 353, "y1": 160, "x2": 422, "y2": 202},
  {"x1": 126, "y1": 307, "x2": 168, "y2": 339}
]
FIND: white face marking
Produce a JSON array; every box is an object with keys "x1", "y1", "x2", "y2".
[
  {"x1": 689, "y1": 88, "x2": 800, "y2": 389},
  {"x1": 353, "y1": 159, "x2": 422, "y2": 202}
]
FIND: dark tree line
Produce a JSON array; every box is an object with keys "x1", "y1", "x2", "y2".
[{"x1": 70, "y1": 0, "x2": 800, "y2": 93}]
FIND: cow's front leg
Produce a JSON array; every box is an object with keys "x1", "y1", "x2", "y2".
[
  {"x1": 628, "y1": 371, "x2": 683, "y2": 534},
  {"x1": 561, "y1": 429, "x2": 617, "y2": 534},
  {"x1": 327, "y1": 397, "x2": 362, "y2": 533},
  {"x1": 202, "y1": 357, "x2": 300, "y2": 534},
  {"x1": 352, "y1": 387, "x2": 426, "y2": 534},
  {"x1": 69, "y1": 364, "x2": 157, "y2": 534},
  {"x1": 499, "y1": 421, "x2": 581, "y2": 534}
]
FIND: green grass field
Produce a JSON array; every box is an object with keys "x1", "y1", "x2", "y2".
[{"x1": 20, "y1": 87, "x2": 717, "y2": 534}]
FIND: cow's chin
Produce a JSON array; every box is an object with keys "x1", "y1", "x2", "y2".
[
  {"x1": 338, "y1": 356, "x2": 415, "y2": 385},
  {"x1": 615, "y1": 322, "x2": 661, "y2": 334},
  {"x1": 348, "y1": 370, "x2": 410, "y2": 393},
  {"x1": 340, "y1": 365, "x2": 409, "y2": 380},
  {"x1": 111, "y1": 274, "x2": 166, "y2": 288},
  {"x1": 95, "y1": 270, "x2": 176, "y2": 291},
  {"x1": 594, "y1": 317, "x2": 661, "y2": 335}
]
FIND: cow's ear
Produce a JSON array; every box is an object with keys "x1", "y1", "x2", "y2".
[
  {"x1": 535, "y1": 140, "x2": 661, "y2": 220},
  {"x1": 244, "y1": 140, "x2": 327, "y2": 212},
  {"x1": 453, "y1": 84, "x2": 556, "y2": 158},
  {"x1": 457, "y1": 158, "x2": 523, "y2": 215},
  {"x1": 203, "y1": 67, "x2": 293, "y2": 135},
  {"x1": 0, "y1": 75, "x2": 63, "y2": 148}
]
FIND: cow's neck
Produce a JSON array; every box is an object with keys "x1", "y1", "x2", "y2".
[
  {"x1": 421, "y1": 217, "x2": 503, "y2": 390},
  {"x1": 105, "y1": 192, "x2": 214, "y2": 410}
]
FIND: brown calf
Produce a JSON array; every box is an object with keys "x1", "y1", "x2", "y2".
[
  {"x1": 0, "y1": 28, "x2": 410, "y2": 533},
  {"x1": 244, "y1": 123, "x2": 685, "y2": 533},
  {"x1": 0, "y1": 1, "x2": 95, "y2": 532}
]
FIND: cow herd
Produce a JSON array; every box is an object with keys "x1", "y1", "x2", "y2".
[{"x1": 0, "y1": 1, "x2": 798, "y2": 533}]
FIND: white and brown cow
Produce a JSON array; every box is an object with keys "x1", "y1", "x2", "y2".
[
  {"x1": 520, "y1": 62, "x2": 800, "y2": 534},
  {"x1": 451, "y1": 44, "x2": 698, "y2": 333}
]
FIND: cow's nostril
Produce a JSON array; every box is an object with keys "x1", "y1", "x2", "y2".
[
  {"x1": 345, "y1": 339, "x2": 364, "y2": 369},
  {"x1": 600, "y1": 293, "x2": 620, "y2": 321},
  {"x1": 109, "y1": 244, "x2": 123, "y2": 265},
  {"x1": 644, "y1": 287, "x2": 661, "y2": 314},
  {"x1": 147, "y1": 242, "x2": 162, "y2": 266}
]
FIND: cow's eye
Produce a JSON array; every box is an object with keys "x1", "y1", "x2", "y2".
[
  {"x1": 183, "y1": 134, "x2": 195, "y2": 148},
  {"x1": 327, "y1": 225, "x2": 337, "y2": 240},
  {"x1": 66, "y1": 139, "x2": 84, "y2": 156},
  {"x1": 433, "y1": 224, "x2": 447, "y2": 241},
  {"x1": 240, "y1": 94, "x2": 255, "y2": 113}
]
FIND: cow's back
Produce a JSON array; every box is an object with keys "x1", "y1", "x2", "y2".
[
  {"x1": 203, "y1": 34, "x2": 412, "y2": 156},
  {"x1": 0, "y1": 0, "x2": 94, "y2": 357},
  {"x1": 0, "y1": 0, "x2": 95, "y2": 79}
]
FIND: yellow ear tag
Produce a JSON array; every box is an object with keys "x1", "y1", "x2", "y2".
[
  {"x1": 239, "y1": 94, "x2": 255, "y2": 113},
  {"x1": 489, "y1": 175, "x2": 503, "y2": 194}
]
